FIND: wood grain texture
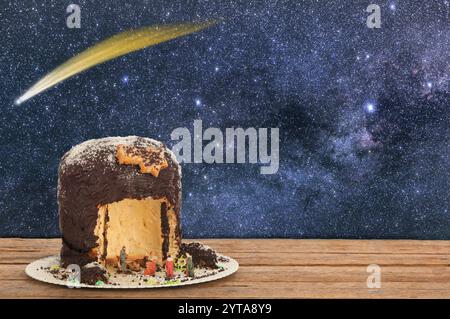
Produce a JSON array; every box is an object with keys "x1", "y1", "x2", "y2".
[{"x1": 1, "y1": 238, "x2": 450, "y2": 298}]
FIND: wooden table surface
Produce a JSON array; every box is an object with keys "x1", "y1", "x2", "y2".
[{"x1": 1, "y1": 238, "x2": 450, "y2": 298}]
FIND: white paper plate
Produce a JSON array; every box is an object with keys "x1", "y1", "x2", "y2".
[{"x1": 26, "y1": 255, "x2": 238, "y2": 289}]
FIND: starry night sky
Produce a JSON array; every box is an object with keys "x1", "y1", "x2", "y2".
[{"x1": 1, "y1": 1, "x2": 449, "y2": 238}]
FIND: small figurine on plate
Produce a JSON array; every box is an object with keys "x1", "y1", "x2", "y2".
[
  {"x1": 186, "y1": 253, "x2": 195, "y2": 278},
  {"x1": 165, "y1": 255, "x2": 174, "y2": 279},
  {"x1": 119, "y1": 246, "x2": 127, "y2": 272},
  {"x1": 144, "y1": 255, "x2": 157, "y2": 276}
]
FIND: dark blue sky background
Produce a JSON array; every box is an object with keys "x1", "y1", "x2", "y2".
[{"x1": 0, "y1": 1, "x2": 449, "y2": 238}]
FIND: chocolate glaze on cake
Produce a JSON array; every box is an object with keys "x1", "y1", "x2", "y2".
[{"x1": 58, "y1": 136, "x2": 181, "y2": 267}]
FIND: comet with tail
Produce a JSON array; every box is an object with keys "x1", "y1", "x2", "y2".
[{"x1": 15, "y1": 20, "x2": 216, "y2": 105}]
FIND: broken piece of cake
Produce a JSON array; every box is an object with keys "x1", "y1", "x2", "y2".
[{"x1": 51, "y1": 136, "x2": 232, "y2": 287}]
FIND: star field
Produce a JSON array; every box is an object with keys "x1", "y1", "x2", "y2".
[{"x1": 0, "y1": 0, "x2": 449, "y2": 238}]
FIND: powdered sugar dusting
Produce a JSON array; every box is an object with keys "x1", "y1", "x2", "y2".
[{"x1": 60, "y1": 136, "x2": 179, "y2": 173}]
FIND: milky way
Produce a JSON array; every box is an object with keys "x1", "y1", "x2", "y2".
[{"x1": 0, "y1": 1, "x2": 449, "y2": 238}]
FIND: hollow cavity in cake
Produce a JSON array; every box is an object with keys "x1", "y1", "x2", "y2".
[{"x1": 93, "y1": 197, "x2": 179, "y2": 267}]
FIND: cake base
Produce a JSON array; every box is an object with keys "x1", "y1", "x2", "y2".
[{"x1": 25, "y1": 242, "x2": 238, "y2": 289}]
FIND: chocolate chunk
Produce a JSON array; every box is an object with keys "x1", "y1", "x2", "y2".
[
  {"x1": 180, "y1": 242, "x2": 218, "y2": 269},
  {"x1": 80, "y1": 266, "x2": 108, "y2": 285}
]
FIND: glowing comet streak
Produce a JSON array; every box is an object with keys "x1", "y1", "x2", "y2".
[{"x1": 15, "y1": 21, "x2": 216, "y2": 105}]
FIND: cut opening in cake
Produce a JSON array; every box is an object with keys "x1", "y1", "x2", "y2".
[{"x1": 93, "y1": 197, "x2": 178, "y2": 268}]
